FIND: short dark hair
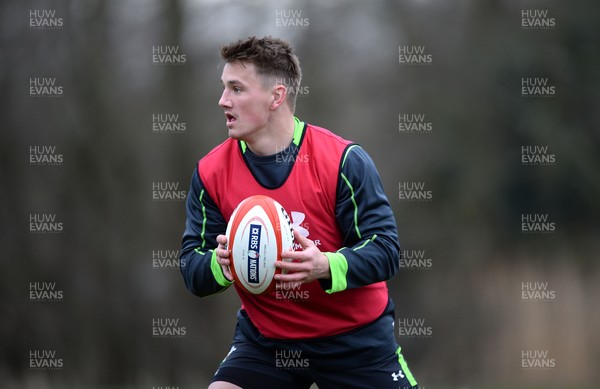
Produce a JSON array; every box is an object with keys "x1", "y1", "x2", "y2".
[{"x1": 220, "y1": 36, "x2": 302, "y2": 112}]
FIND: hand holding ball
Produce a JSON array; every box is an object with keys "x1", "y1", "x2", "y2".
[{"x1": 225, "y1": 195, "x2": 295, "y2": 295}]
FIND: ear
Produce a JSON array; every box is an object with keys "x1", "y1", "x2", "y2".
[{"x1": 270, "y1": 84, "x2": 287, "y2": 110}]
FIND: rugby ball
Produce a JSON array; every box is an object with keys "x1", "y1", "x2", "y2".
[{"x1": 226, "y1": 195, "x2": 294, "y2": 295}]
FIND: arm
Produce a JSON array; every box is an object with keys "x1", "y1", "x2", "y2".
[
  {"x1": 179, "y1": 167, "x2": 233, "y2": 297},
  {"x1": 276, "y1": 145, "x2": 400, "y2": 292},
  {"x1": 321, "y1": 144, "x2": 401, "y2": 292}
]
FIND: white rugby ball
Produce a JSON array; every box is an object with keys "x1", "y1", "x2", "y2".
[{"x1": 226, "y1": 195, "x2": 294, "y2": 295}]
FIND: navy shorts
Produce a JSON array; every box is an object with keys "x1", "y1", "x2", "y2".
[{"x1": 211, "y1": 302, "x2": 418, "y2": 389}]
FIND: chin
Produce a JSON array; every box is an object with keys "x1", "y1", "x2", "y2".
[{"x1": 227, "y1": 128, "x2": 243, "y2": 140}]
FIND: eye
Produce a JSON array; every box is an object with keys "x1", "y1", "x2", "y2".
[{"x1": 233, "y1": 86, "x2": 242, "y2": 93}]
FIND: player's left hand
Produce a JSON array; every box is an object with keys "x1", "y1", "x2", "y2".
[{"x1": 275, "y1": 229, "x2": 331, "y2": 284}]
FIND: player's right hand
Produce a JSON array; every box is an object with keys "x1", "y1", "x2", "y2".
[{"x1": 216, "y1": 234, "x2": 234, "y2": 281}]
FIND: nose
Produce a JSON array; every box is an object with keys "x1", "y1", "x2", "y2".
[{"x1": 218, "y1": 89, "x2": 231, "y2": 108}]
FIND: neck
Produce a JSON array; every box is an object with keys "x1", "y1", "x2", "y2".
[{"x1": 245, "y1": 114, "x2": 295, "y2": 156}]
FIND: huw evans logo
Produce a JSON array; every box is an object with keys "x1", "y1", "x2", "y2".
[
  {"x1": 152, "y1": 113, "x2": 187, "y2": 134},
  {"x1": 398, "y1": 113, "x2": 432, "y2": 134},
  {"x1": 521, "y1": 145, "x2": 556, "y2": 166},
  {"x1": 152, "y1": 318, "x2": 187, "y2": 338},
  {"x1": 29, "y1": 145, "x2": 63, "y2": 165},
  {"x1": 521, "y1": 282, "x2": 556, "y2": 302},
  {"x1": 398, "y1": 46, "x2": 432, "y2": 65},
  {"x1": 275, "y1": 145, "x2": 309, "y2": 164},
  {"x1": 152, "y1": 46, "x2": 187, "y2": 65},
  {"x1": 521, "y1": 77, "x2": 556, "y2": 97},
  {"x1": 29, "y1": 9, "x2": 63, "y2": 29},
  {"x1": 276, "y1": 281, "x2": 310, "y2": 302},
  {"x1": 521, "y1": 214, "x2": 556, "y2": 234},
  {"x1": 275, "y1": 10, "x2": 309, "y2": 28},
  {"x1": 248, "y1": 224, "x2": 262, "y2": 284},
  {"x1": 400, "y1": 249, "x2": 432, "y2": 270},
  {"x1": 152, "y1": 250, "x2": 180, "y2": 269},
  {"x1": 152, "y1": 182, "x2": 187, "y2": 202},
  {"x1": 521, "y1": 350, "x2": 556, "y2": 369},
  {"x1": 29, "y1": 214, "x2": 63, "y2": 234},
  {"x1": 275, "y1": 349, "x2": 310, "y2": 370},
  {"x1": 29, "y1": 77, "x2": 63, "y2": 97},
  {"x1": 29, "y1": 350, "x2": 63, "y2": 370},
  {"x1": 521, "y1": 10, "x2": 556, "y2": 30},
  {"x1": 29, "y1": 282, "x2": 63, "y2": 302},
  {"x1": 275, "y1": 77, "x2": 309, "y2": 98},
  {"x1": 398, "y1": 182, "x2": 432, "y2": 202},
  {"x1": 398, "y1": 317, "x2": 432, "y2": 338}
]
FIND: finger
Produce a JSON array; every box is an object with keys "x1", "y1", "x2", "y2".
[
  {"x1": 275, "y1": 260, "x2": 307, "y2": 272},
  {"x1": 217, "y1": 256, "x2": 230, "y2": 266},
  {"x1": 216, "y1": 248, "x2": 230, "y2": 259},
  {"x1": 216, "y1": 234, "x2": 228, "y2": 245},
  {"x1": 274, "y1": 272, "x2": 306, "y2": 283},
  {"x1": 280, "y1": 250, "x2": 307, "y2": 261},
  {"x1": 222, "y1": 265, "x2": 233, "y2": 281},
  {"x1": 292, "y1": 229, "x2": 313, "y2": 249}
]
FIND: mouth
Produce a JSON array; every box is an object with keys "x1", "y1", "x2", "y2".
[{"x1": 225, "y1": 112, "x2": 237, "y2": 125}]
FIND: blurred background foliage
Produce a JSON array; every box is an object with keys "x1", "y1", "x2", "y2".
[{"x1": 1, "y1": 0, "x2": 599, "y2": 388}]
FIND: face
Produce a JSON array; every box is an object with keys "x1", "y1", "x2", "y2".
[{"x1": 219, "y1": 62, "x2": 274, "y2": 141}]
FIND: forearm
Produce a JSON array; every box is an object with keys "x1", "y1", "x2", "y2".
[
  {"x1": 179, "y1": 168, "x2": 232, "y2": 297},
  {"x1": 180, "y1": 247, "x2": 232, "y2": 297},
  {"x1": 322, "y1": 233, "x2": 399, "y2": 293}
]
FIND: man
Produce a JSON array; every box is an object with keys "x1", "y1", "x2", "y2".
[{"x1": 180, "y1": 36, "x2": 418, "y2": 389}]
